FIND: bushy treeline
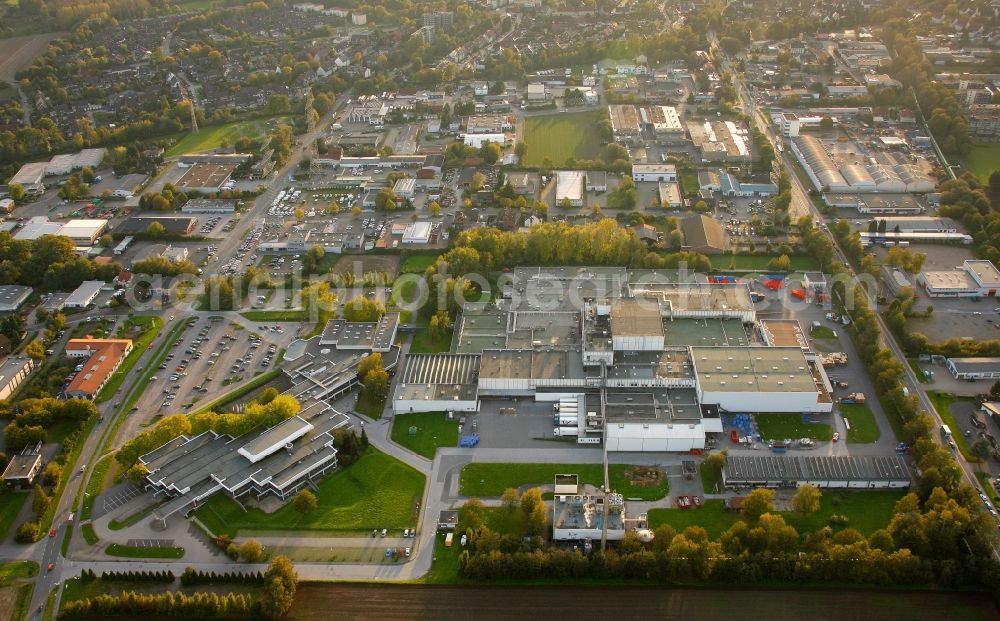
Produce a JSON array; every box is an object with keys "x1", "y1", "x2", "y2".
[
  {"x1": 180, "y1": 567, "x2": 266, "y2": 587},
  {"x1": 116, "y1": 395, "x2": 300, "y2": 468},
  {"x1": 58, "y1": 590, "x2": 254, "y2": 620},
  {"x1": 79, "y1": 568, "x2": 174, "y2": 582},
  {"x1": 3, "y1": 398, "x2": 97, "y2": 450}
]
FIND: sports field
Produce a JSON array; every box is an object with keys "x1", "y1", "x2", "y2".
[
  {"x1": 964, "y1": 143, "x2": 1000, "y2": 183},
  {"x1": 522, "y1": 110, "x2": 606, "y2": 167},
  {"x1": 167, "y1": 116, "x2": 293, "y2": 156}
]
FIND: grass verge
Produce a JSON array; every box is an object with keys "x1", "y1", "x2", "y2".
[
  {"x1": 755, "y1": 413, "x2": 833, "y2": 441},
  {"x1": 907, "y1": 358, "x2": 928, "y2": 383},
  {"x1": 390, "y1": 411, "x2": 457, "y2": 458},
  {"x1": 81, "y1": 523, "x2": 98, "y2": 545},
  {"x1": 927, "y1": 391, "x2": 980, "y2": 462},
  {"x1": 12, "y1": 582, "x2": 33, "y2": 621},
  {"x1": 0, "y1": 491, "x2": 29, "y2": 542},
  {"x1": 840, "y1": 403, "x2": 881, "y2": 444},
  {"x1": 0, "y1": 562, "x2": 38, "y2": 585},
  {"x1": 105, "y1": 543, "x2": 184, "y2": 559},
  {"x1": 193, "y1": 449, "x2": 425, "y2": 536},
  {"x1": 460, "y1": 463, "x2": 669, "y2": 500},
  {"x1": 240, "y1": 310, "x2": 309, "y2": 321},
  {"x1": 108, "y1": 503, "x2": 159, "y2": 531}
]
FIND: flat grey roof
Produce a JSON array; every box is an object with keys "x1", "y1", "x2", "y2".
[
  {"x1": 611, "y1": 298, "x2": 663, "y2": 337},
  {"x1": 947, "y1": 357, "x2": 1000, "y2": 372},
  {"x1": 239, "y1": 415, "x2": 313, "y2": 461},
  {"x1": 692, "y1": 346, "x2": 820, "y2": 393},
  {"x1": 0, "y1": 285, "x2": 32, "y2": 307}
]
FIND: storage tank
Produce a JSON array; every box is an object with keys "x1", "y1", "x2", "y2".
[{"x1": 554, "y1": 415, "x2": 579, "y2": 426}]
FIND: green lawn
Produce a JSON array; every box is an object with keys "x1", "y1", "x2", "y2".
[
  {"x1": 399, "y1": 252, "x2": 442, "y2": 274},
  {"x1": 355, "y1": 390, "x2": 386, "y2": 419},
  {"x1": 755, "y1": 413, "x2": 833, "y2": 441},
  {"x1": 96, "y1": 315, "x2": 164, "y2": 403},
  {"x1": 194, "y1": 449, "x2": 425, "y2": 536},
  {"x1": 460, "y1": 463, "x2": 669, "y2": 501},
  {"x1": 840, "y1": 403, "x2": 881, "y2": 444},
  {"x1": 408, "y1": 328, "x2": 452, "y2": 353},
  {"x1": 649, "y1": 490, "x2": 904, "y2": 540},
  {"x1": 928, "y1": 391, "x2": 979, "y2": 462},
  {"x1": 105, "y1": 543, "x2": 184, "y2": 559},
  {"x1": 522, "y1": 110, "x2": 607, "y2": 167},
  {"x1": 108, "y1": 503, "x2": 159, "y2": 531},
  {"x1": 239, "y1": 310, "x2": 308, "y2": 321},
  {"x1": 700, "y1": 463, "x2": 721, "y2": 494},
  {"x1": 166, "y1": 116, "x2": 293, "y2": 156},
  {"x1": 390, "y1": 411, "x2": 458, "y2": 458},
  {"x1": 708, "y1": 254, "x2": 819, "y2": 271},
  {"x1": 81, "y1": 523, "x2": 98, "y2": 545},
  {"x1": 678, "y1": 171, "x2": 699, "y2": 197},
  {"x1": 907, "y1": 358, "x2": 929, "y2": 383},
  {"x1": 964, "y1": 143, "x2": 1000, "y2": 184},
  {"x1": 0, "y1": 561, "x2": 38, "y2": 586},
  {"x1": 809, "y1": 325, "x2": 837, "y2": 339}
]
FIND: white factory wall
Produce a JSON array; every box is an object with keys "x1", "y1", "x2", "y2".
[
  {"x1": 606, "y1": 423, "x2": 706, "y2": 452},
  {"x1": 699, "y1": 391, "x2": 833, "y2": 413},
  {"x1": 612, "y1": 335, "x2": 665, "y2": 351},
  {"x1": 393, "y1": 398, "x2": 478, "y2": 413}
]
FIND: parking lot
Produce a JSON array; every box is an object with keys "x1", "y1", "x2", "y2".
[{"x1": 132, "y1": 317, "x2": 296, "y2": 419}]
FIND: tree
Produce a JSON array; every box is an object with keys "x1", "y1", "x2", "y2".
[
  {"x1": 514, "y1": 141, "x2": 527, "y2": 160},
  {"x1": 343, "y1": 296, "x2": 384, "y2": 322},
  {"x1": 971, "y1": 438, "x2": 992, "y2": 461},
  {"x1": 25, "y1": 340, "x2": 45, "y2": 361},
  {"x1": 767, "y1": 254, "x2": 791, "y2": 271},
  {"x1": 98, "y1": 234, "x2": 113, "y2": 248},
  {"x1": 428, "y1": 201, "x2": 442, "y2": 216},
  {"x1": 820, "y1": 117, "x2": 834, "y2": 129},
  {"x1": 126, "y1": 463, "x2": 149, "y2": 485},
  {"x1": 375, "y1": 188, "x2": 397, "y2": 211},
  {"x1": 558, "y1": 197, "x2": 573, "y2": 210},
  {"x1": 146, "y1": 221, "x2": 165, "y2": 236},
  {"x1": 352, "y1": 206, "x2": 362, "y2": 217},
  {"x1": 458, "y1": 498, "x2": 485, "y2": 532},
  {"x1": 293, "y1": 490, "x2": 317, "y2": 515},
  {"x1": 480, "y1": 142, "x2": 501, "y2": 165},
  {"x1": 327, "y1": 200, "x2": 341, "y2": 214},
  {"x1": 363, "y1": 367, "x2": 389, "y2": 399},
  {"x1": 41, "y1": 462, "x2": 61, "y2": 488},
  {"x1": 294, "y1": 207, "x2": 305, "y2": 220},
  {"x1": 741, "y1": 488, "x2": 774, "y2": 522},
  {"x1": 357, "y1": 353, "x2": 383, "y2": 381},
  {"x1": 470, "y1": 172, "x2": 485, "y2": 192},
  {"x1": 791, "y1": 483, "x2": 822, "y2": 516},
  {"x1": 14, "y1": 521, "x2": 38, "y2": 543},
  {"x1": 990, "y1": 380, "x2": 1000, "y2": 401},
  {"x1": 239, "y1": 539, "x2": 264, "y2": 562},
  {"x1": 259, "y1": 556, "x2": 297, "y2": 620},
  {"x1": 32, "y1": 483, "x2": 50, "y2": 517},
  {"x1": 500, "y1": 487, "x2": 519, "y2": 513},
  {"x1": 693, "y1": 200, "x2": 709, "y2": 212},
  {"x1": 8, "y1": 183, "x2": 25, "y2": 202}
]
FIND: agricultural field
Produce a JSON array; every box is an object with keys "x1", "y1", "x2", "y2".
[
  {"x1": 964, "y1": 143, "x2": 1000, "y2": 183},
  {"x1": 522, "y1": 110, "x2": 606, "y2": 167},
  {"x1": 167, "y1": 116, "x2": 293, "y2": 156},
  {"x1": 194, "y1": 449, "x2": 425, "y2": 536},
  {"x1": 0, "y1": 33, "x2": 64, "y2": 81}
]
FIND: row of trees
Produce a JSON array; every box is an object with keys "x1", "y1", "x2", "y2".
[
  {"x1": 180, "y1": 566, "x2": 267, "y2": 587},
  {"x1": 58, "y1": 590, "x2": 254, "y2": 620},
  {"x1": 80, "y1": 569, "x2": 174, "y2": 583},
  {"x1": 116, "y1": 394, "x2": 301, "y2": 470}
]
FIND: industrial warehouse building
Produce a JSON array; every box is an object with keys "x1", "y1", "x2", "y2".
[
  {"x1": 391, "y1": 267, "x2": 835, "y2": 452},
  {"x1": 555, "y1": 171, "x2": 584, "y2": 207},
  {"x1": 791, "y1": 135, "x2": 934, "y2": 194},
  {"x1": 722, "y1": 455, "x2": 911, "y2": 489},
  {"x1": 917, "y1": 259, "x2": 1000, "y2": 298},
  {"x1": 945, "y1": 357, "x2": 1000, "y2": 380}
]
